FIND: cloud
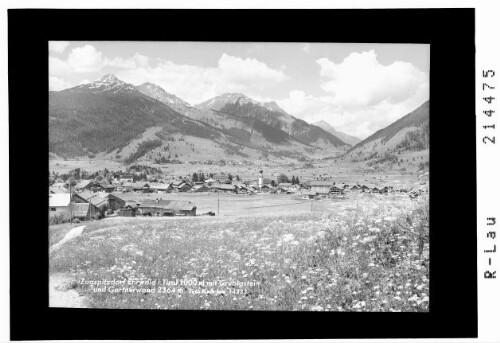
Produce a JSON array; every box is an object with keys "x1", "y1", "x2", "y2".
[
  {"x1": 49, "y1": 41, "x2": 70, "y2": 53},
  {"x1": 104, "y1": 53, "x2": 149, "y2": 69},
  {"x1": 67, "y1": 45, "x2": 104, "y2": 73},
  {"x1": 218, "y1": 53, "x2": 288, "y2": 85},
  {"x1": 301, "y1": 43, "x2": 311, "y2": 53},
  {"x1": 49, "y1": 56, "x2": 72, "y2": 76},
  {"x1": 277, "y1": 65, "x2": 429, "y2": 139},
  {"x1": 274, "y1": 50, "x2": 429, "y2": 139},
  {"x1": 49, "y1": 76, "x2": 72, "y2": 91},
  {"x1": 49, "y1": 44, "x2": 104, "y2": 75},
  {"x1": 277, "y1": 86, "x2": 428, "y2": 140},
  {"x1": 116, "y1": 53, "x2": 289, "y2": 105},
  {"x1": 316, "y1": 50, "x2": 428, "y2": 108}
]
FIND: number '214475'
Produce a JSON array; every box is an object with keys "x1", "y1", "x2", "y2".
[{"x1": 482, "y1": 70, "x2": 496, "y2": 144}]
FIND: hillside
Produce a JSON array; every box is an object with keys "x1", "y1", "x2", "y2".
[
  {"x1": 136, "y1": 82, "x2": 191, "y2": 107},
  {"x1": 50, "y1": 75, "x2": 225, "y2": 159},
  {"x1": 49, "y1": 76, "x2": 344, "y2": 164},
  {"x1": 198, "y1": 93, "x2": 348, "y2": 149},
  {"x1": 343, "y1": 101, "x2": 429, "y2": 167},
  {"x1": 313, "y1": 120, "x2": 361, "y2": 146}
]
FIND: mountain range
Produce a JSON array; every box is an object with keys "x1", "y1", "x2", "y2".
[
  {"x1": 49, "y1": 74, "x2": 353, "y2": 163},
  {"x1": 343, "y1": 101, "x2": 429, "y2": 163},
  {"x1": 313, "y1": 120, "x2": 361, "y2": 146},
  {"x1": 49, "y1": 74, "x2": 428, "y2": 165}
]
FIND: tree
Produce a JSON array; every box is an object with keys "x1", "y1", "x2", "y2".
[
  {"x1": 236, "y1": 175, "x2": 241, "y2": 181},
  {"x1": 228, "y1": 174, "x2": 233, "y2": 182},
  {"x1": 291, "y1": 175, "x2": 296, "y2": 184},
  {"x1": 66, "y1": 176, "x2": 77, "y2": 187},
  {"x1": 192, "y1": 172, "x2": 198, "y2": 182},
  {"x1": 295, "y1": 176, "x2": 300, "y2": 185},
  {"x1": 271, "y1": 180, "x2": 277, "y2": 187},
  {"x1": 277, "y1": 173, "x2": 290, "y2": 184}
]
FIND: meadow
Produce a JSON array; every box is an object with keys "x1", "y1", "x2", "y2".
[{"x1": 49, "y1": 193, "x2": 429, "y2": 311}]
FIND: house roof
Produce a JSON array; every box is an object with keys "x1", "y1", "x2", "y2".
[
  {"x1": 192, "y1": 185, "x2": 210, "y2": 191},
  {"x1": 149, "y1": 182, "x2": 171, "y2": 190},
  {"x1": 72, "y1": 203, "x2": 90, "y2": 217},
  {"x1": 124, "y1": 201, "x2": 139, "y2": 209},
  {"x1": 75, "y1": 190, "x2": 95, "y2": 200},
  {"x1": 120, "y1": 205, "x2": 137, "y2": 211},
  {"x1": 140, "y1": 199, "x2": 196, "y2": 211},
  {"x1": 75, "y1": 191, "x2": 107, "y2": 206},
  {"x1": 107, "y1": 193, "x2": 125, "y2": 202},
  {"x1": 310, "y1": 180, "x2": 335, "y2": 187},
  {"x1": 49, "y1": 193, "x2": 71, "y2": 207},
  {"x1": 49, "y1": 185, "x2": 69, "y2": 194},
  {"x1": 277, "y1": 183, "x2": 292, "y2": 188},
  {"x1": 75, "y1": 180, "x2": 92, "y2": 189},
  {"x1": 212, "y1": 184, "x2": 236, "y2": 190}
]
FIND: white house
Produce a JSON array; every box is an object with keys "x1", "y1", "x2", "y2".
[{"x1": 49, "y1": 193, "x2": 71, "y2": 217}]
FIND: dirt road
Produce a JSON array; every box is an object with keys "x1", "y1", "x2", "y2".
[{"x1": 49, "y1": 225, "x2": 89, "y2": 308}]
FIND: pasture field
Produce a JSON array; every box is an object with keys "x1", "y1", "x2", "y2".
[
  {"x1": 118, "y1": 191, "x2": 414, "y2": 217},
  {"x1": 50, "y1": 193, "x2": 429, "y2": 311}
]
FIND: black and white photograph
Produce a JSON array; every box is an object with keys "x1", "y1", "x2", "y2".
[{"x1": 48, "y1": 41, "x2": 430, "y2": 312}]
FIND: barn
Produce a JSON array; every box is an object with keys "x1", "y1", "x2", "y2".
[
  {"x1": 74, "y1": 180, "x2": 92, "y2": 192},
  {"x1": 72, "y1": 203, "x2": 91, "y2": 221},
  {"x1": 234, "y1": 184, "x2": 250, "y2": 194},
  {"x1": 300, "y1": 190, "x2": 317, "y2": 199},
  {"x1": 309, "y1": 181, "x2": 335, "y2": 194},
  {"x1": 359, "y1": 185, "x2": 371, "y2": 192},
  {"x1": 260, "y1": 184, "x2": 273, "y2": 192},
  {"x1": 149, "y1": 182, "x2": 172, "y2": 193},
  {"x1": 100, "y1": 183, "x2": 117, "y2": 193},
  {"x1": 176, "y1": 183, "x2": 192, "y2": 192},
  {"x1": 107, "y1": 193, "x2": 126, "y2": 211},
  {"x1": 212, "y1": 184, "x2": 237, "y2": 193},
  {"x1": 118, "y1": 205, "x2": 137, "y2": 217},
  {"x1": 72, "y1": 191, "x2": 106, "y2": 215},
  {"x1": 330, "y1": 185, "x2": 345, "y2": 195},
  {"x1": 138, "y1": 199, "x2": 197, "y2": 216},
  {"x1": 192, "y1": 184, "x2": 211, "y2": 193},
  {"x1": 212, "y1": 174, "x2": 231, "y2": 184}
]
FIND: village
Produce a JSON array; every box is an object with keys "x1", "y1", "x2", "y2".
[{"x1": 49, "y1": 166, "x2": 429, "y2": 224}]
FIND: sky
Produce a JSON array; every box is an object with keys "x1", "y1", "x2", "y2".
[{"x1": 49, "y1": 41, "x2": 429, "y2": 139}]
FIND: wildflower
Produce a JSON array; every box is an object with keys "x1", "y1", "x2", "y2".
[{"x1": 310, "y1": 305, "x2": 323, "y2": 311}]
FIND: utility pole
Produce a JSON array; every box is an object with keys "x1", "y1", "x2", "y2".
[
  {"x1": 70, "y1": 182, "x2": 73, "y2": 227},
  {"x1": 310, "y1": 198, "x2": 313, "y2": 213},
  {"x1": 218, "y1": 193, "x2": 220, "y2": 215}
]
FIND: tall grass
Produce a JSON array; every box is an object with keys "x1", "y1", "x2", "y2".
[{"x1": 50, "y1": 195, "x2": 429, "y2": 311}]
